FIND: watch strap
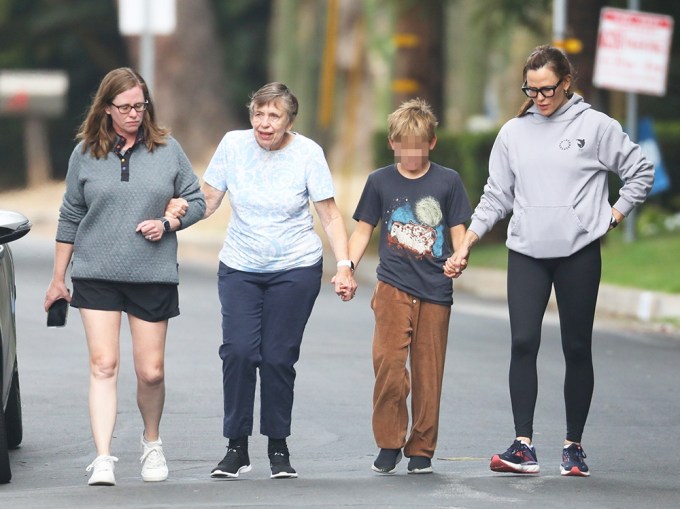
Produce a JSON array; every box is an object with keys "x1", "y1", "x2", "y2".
[
  {"x1": 157, "y1": 217, "x2": 171, "y2": 232},
  {"x1": 337, "y1": 259, "x2": 355, "y2": 271}
]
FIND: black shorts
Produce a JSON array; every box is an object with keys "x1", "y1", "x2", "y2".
[{"x1": 71, "y1": 279, "x2": 180, "y2": 323}]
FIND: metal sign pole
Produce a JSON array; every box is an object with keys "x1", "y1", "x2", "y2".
[
  {"x1": 119, "y1": 0, "x2": 177, "y2": 95},
  {"x1": 140, "y1": 0, "x2": 154, "y2": 94},
  {"x1": 624, "y1": 0, "x2": 641, "y2": 243},
  {"x1": 553, "y1": 0, "x2": 567, "y2": 42}
]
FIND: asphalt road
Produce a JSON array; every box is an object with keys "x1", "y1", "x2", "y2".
[{"x1": 3, "y1": 236, "x2": 680, "y2": 508}]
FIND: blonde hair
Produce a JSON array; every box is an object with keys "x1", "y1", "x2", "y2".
[
  {"x1": 77, "y1": 67, "x2": 169, "y2": 159},
  {"x1": 387, "y1": 98, "x2": 438, "y2": 142}
]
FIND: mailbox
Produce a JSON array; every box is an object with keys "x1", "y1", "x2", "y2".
[{"x1": 0, "y1": 70, "x2": 69, "y2": 117}]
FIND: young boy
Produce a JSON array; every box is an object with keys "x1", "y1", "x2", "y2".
[{"x1": 348, "y1": 98, "x2": 471, "y2": 474}]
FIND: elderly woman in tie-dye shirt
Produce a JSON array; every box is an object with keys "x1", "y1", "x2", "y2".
[{"x1": 197, "y1": 82, "x2": 355, "y2": 480}]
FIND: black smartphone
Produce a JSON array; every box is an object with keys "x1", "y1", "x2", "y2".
[{"x1": 47, "y1": 298, "x2": 69, "y2": 328}]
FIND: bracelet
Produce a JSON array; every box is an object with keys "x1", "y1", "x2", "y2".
[{"x1": 337, "y1": 259, "x2": 355, "y2": 271}]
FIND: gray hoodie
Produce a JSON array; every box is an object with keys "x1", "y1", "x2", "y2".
[{"x1": 469, "y1": 94, "x2": 654, "y2": 258}]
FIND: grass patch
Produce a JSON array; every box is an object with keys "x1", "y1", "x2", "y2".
[{"x1": 468, "y1": 232, "x2": 680, "y2": 294}]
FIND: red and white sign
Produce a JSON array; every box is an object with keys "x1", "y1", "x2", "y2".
[{"x1": 593, "y1": 8, "x2": 673, "y2": 96}]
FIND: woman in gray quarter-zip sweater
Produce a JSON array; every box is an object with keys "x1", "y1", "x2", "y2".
[
  {"x1": 447, "y1": 45, "x2": 654, "y2": 478},
  {"x1": 44, "y1": 68, "x2": 205, "y2": 486}
]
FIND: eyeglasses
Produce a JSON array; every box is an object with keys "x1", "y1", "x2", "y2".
[
  {"x1": 521, "y1": 79, "x2": 563, "y2": 98},
  {"x1": 110, "y1": 100, "x2": 149, "y2": 114}
]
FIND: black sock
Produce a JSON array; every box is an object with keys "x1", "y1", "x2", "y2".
[
  {"x1": 229, "y1": 436, "x2": 248, "y2": 449},
  {"x1": 268, "y1": 438, "x2": 287, "y2": 454}
]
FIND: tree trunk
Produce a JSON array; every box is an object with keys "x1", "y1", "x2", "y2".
[
  {"x1": 125, "y1": 0, "x2": 236, "y2": 167},
  {"x1": 392, "y1": 1, "x2": 444, "y2": 116},
  {"x1": 568, "y1": 0, "x2": 608, "y2": 109}
]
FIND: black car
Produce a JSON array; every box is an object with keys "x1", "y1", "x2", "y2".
[{"x1": 0, "y1": 210, "x2": 31, "y2": 483}]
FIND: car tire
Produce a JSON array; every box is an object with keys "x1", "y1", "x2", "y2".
[
  {"x1": 0, "y1": 399, "x2": 10, "y2": 484},
  {"x1": 5, "y1": 360, "x2": 22, "y2": 449}
]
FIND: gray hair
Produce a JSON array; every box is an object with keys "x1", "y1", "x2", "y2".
[{"x1": 248, "y1": 82, "x2": 299, "y2": 123}]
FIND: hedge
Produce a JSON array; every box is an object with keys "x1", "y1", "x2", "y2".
[{"x1": 374, "y1": 120, "x2": 680, "y2": 215}]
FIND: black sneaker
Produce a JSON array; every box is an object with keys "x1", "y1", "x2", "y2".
[
  {"x1": 407, "y1": 456, "x2": 433, "y2": 474},
  {"x1": 490, "y1": 440, "x2": 540, "y2": 474},
  {"x1": 210, "y1": 446, "x2": 251, "y2": 479},
  {"x1": 560, "y1": 443, "x2": 590, "y2": 477},
  {"x1": 269, "y1": 445, "x2": 297, "y2": 479},
  {"x1": 372, "y1": 448, "x2": 402, "y2": 474}
]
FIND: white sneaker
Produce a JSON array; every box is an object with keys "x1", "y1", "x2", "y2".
[
  {"x1": 140, "y1": 436, "x2": 168, "y2": 482},
  {"x1": 86, "y1": 455, "x2": 118, "y2": 486}
]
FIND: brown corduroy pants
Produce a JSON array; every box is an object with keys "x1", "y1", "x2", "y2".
[{"x1": 370, "y1": 281, "x2": 451, "y2": 458}]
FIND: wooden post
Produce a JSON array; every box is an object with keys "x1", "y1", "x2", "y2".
[{"x1": 23, "y1": 117, "x2": 52, "y2": 187}]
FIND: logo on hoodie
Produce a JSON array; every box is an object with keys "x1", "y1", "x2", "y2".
[{"x1": 559, "y1": 138, "x2": 587, "y2": 151}]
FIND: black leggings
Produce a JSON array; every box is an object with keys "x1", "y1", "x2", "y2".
[{"x1": 507, "y1": 240, "x2": 601, "y2": 443}]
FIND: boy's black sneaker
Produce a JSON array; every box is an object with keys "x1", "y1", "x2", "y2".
[
  {"x1": 372, "y1": 448, "x2": 402, "y2": 474},
  {"x1": 560, "y1": 443, "x2": 590, "y2": 477},
  {"x1": 269, "y1": 445, "x2": 297, "y2": 479},
  {"x1": 407, "y1": 456, "x2": 433, "y2": 474},
  {"x1": 210, "y1": 446, "x2": 251, "y2": 479},
  {"x1": 490, "y1": 439, "x2": 540, "y2": 474}
]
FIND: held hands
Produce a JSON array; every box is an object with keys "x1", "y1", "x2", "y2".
[
  {"x1": 444, "y1": 230, "x2": 477, "y2": 278},
  {"x1": 331, "y1": 266, "x2": 357, "y2": 302},
  {"x1": 443, "y1": 246, "x2": 470, "y2": 279}
]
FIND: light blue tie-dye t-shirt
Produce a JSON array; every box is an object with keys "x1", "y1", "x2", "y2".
[{"x1": 203, "y1": 129, "x2": 335, "y2": 272}]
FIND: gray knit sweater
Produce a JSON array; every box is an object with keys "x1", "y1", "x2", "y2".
[{"x1": 56, "y1": 136, "x2": 205, "y2": 284}]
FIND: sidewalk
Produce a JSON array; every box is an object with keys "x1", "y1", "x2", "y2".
[
  {"x1": 452, "y1": 265, "x2": 680, "y2": 332},
  {"x1": 2, "y1": 181, "x2": 678, "y2": 332}
]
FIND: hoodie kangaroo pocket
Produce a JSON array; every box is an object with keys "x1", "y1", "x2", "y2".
[{"x1": 510, "y1": 205, "x2": 589, "y2": 257}]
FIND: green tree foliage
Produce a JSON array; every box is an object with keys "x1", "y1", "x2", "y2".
[
  {"x1": 0, "y1": 0, "x2": 128, "y2": 186},
  {"x1": 470, "y1": 0, "x2": 551, "y2": 42}
]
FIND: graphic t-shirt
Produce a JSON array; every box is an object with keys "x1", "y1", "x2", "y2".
[{"x1": 353, "y1": 163, "x2": 471, "y2": 305}]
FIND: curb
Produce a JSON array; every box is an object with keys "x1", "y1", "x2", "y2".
[
  {"x1": 452, "y1": 266, "x2": 680, "y2": 326},
  {"x1": 350, "y1": 255, "x2": 679, "y2": 333}
]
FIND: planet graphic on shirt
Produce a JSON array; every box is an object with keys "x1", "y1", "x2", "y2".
[{"x1": 414, "y1": 196, "x2": 442, "y2": 227}]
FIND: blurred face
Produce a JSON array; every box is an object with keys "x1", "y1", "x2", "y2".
[
  {"x1": 389, "y1": 134, "x2": 436, "y2": 175},
  {"x1": 251, "y1": 100, "x2": 293, "y2": 151},
  {"x1": 524, "y1": 66, "x2": 571, "y2": 117},
  {"x1": 104, "y1": 85, "x2": 145, "y2": 139}
]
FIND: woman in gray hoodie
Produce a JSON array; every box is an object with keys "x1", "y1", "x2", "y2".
[{"x1": 447, "y1": 45, "x2": 654, "y2": 477}]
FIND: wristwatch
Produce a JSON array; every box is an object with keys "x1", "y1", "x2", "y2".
[
  {"x1": 609, "y1": 215, "x2": 619, "y2": 229},
  {"x1": 337, "y1": 259, "x2": 355, "y2": 271},
  {"x1": 158, "y1": 217, "x2": 171, "y2": 233}
]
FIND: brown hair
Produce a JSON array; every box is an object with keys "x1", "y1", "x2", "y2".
[
  {"x1": 77, "y1": 67, "x2": 168, "y2": 158},
  {"x1": 248, "y1": 82, "x2": 299, "y2": 124},
  {"x1": 517, "y1": 45, "x2": 575, "y2": 117},
  {"x1": 387, "y1": 98, "x2": 438, "y2": 142}
]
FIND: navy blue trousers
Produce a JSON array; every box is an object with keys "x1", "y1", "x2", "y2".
[
  {"x1": 217, "y1": 260, "x2": 322, "y2": 439},
  {"x1": 507, "y1": 240, "x2": 601, "y2": 443}
]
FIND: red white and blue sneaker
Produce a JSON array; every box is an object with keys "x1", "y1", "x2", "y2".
[
  {"x1": 490, "y1": 439, "x2": 540, "y2": 474},
  {"x1": 560, "y1": 443, "x2": 590, "y2": 477}
]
